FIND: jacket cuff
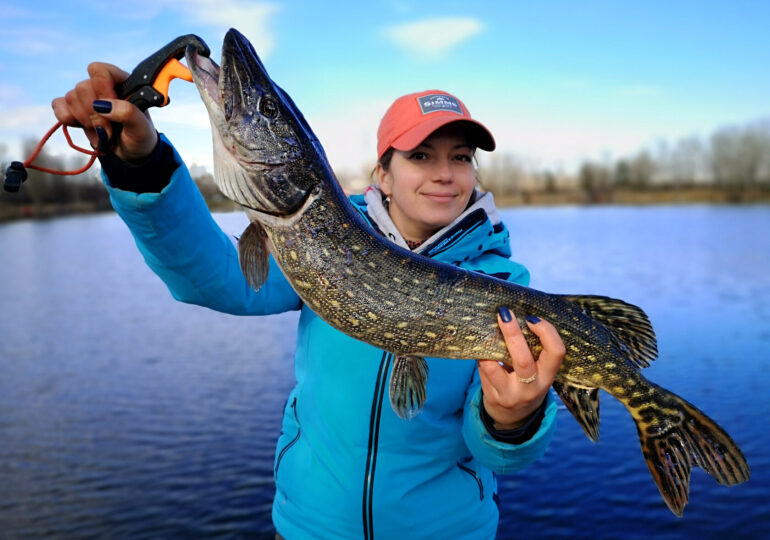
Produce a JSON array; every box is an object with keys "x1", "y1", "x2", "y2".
[
  {"x1": 462, "y1": 387, "x2": 557, "y2": 475},
  {"x1": 479, "y1": 393, "x2": 546, "y2": 444},
  {"x1": 99, "y1": 132, "x2": 177, "y2": 193},
  {"x1": 101, "y1": 134, "x2": 199, "y2": 230}
]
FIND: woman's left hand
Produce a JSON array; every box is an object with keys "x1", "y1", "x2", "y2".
[{"x1": 477, "y1": 307, "x2": 566, "y2": 430}]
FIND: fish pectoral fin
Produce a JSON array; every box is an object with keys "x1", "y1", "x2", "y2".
[
  {"x1": 238, "y1": 221, "x2": 270, "y2": 291},
  {"x1": 560, "y1": 294, "x2": 658, "y2": 369},
  {"x1": 388, "y1": 355, "x2": 429, "y2": 420},
  {"x1": 552, "y1": 380, "x2": 600, "y2": 442}
]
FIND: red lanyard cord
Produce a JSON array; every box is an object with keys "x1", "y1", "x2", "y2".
[{"x1": 23, "y1": 122, "x2": 102, "y2": 176}]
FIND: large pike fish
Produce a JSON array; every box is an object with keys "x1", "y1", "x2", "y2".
[{"x1": 185, "y1": 28, "x2": 749, "y2": 516}]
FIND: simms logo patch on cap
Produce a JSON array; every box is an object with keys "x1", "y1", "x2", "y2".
[{"x1": 417, "y1": 94, "x2": 463, "y2": 115}]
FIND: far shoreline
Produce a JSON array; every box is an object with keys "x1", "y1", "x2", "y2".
[{"x1": 2, "y1": 185, "x2": 769, "y2": 225}]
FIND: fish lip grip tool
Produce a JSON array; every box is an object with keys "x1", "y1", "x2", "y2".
[
  {"x1": 115, "y1": 34, "x2": 210, "y2": 111},
  {"x1": 3, "y1": 34, "x2": 210, "y2": 192}
]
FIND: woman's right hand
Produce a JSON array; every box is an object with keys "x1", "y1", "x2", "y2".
[{"x1": 51, "y1": 62, "x2": 158, "y2": 163}]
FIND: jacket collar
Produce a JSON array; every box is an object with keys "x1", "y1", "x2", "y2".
[{"x1": 351, "y1": 186, "x2": 511, "y2": 263}]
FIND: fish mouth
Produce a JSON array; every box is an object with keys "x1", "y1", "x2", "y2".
[
  {"x1": 186, "y1": 29, "x2": 274, "y2": 129},
  {"x1": 186, "y1": 44, "x2": 221, "y2": 113}
]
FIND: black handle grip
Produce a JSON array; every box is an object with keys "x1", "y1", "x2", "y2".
[
  {"x1": 114, "y1": 34, "x2": 209, "y2": 111},
  {"x1": 125, "y1": 87, "x2": 166, "y2": 111}
]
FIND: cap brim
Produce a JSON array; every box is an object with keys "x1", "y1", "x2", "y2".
[{"x1": 390, "y1": 117, "x2": 496, "y2": 153}]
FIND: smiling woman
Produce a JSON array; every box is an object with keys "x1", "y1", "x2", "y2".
[
  {"x1": 374, "y1": 89, "x2": 496, "y2": 245},
  {"x1": 377, "y1": 123, "x2": 479, "y2": 243}
]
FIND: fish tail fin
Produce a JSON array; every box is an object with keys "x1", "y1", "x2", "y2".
[{"x1": 625, "y1": 381, "x2": 750, "y2": 516}]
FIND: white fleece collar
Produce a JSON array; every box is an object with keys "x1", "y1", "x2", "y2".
[{"x1": 362, "y1": 186, "x2": 501, "y2": 254}]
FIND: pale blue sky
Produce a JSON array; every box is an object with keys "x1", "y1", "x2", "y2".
[{"x1": 1, "y1": 0, "x2": 768, "y2": 176}]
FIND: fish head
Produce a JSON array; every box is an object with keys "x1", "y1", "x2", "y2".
[{"x1": 186, "y1": 28, "x2": 327, "y2": 214}]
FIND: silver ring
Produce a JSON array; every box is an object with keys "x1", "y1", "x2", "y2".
[{"x1": 516, "y1": 372, "x2": 537, "y2": 384}]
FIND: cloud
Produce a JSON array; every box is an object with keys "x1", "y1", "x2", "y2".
[
  {"x1": 2, "y1": 26, "x2": 92, "y2": 57},
  {"x1": 559, "y1": 79, "x2": 663, "y2": 98},
  {"x1": 480, "y1": 112, "x2": 656, "y2": 172},
  {"x1": 0, "y1": 105, "x2": 52, "y2": 130},
  {"x1": 153, "y1": 100, "x2": 212, "y2": 129},
  {"x1": 383, "y1": 17, "x2": 484, "y2": 59},
  {"x1": 310, "y1": 98, "x2": 390, "y2": 177},
  {"x1": 0, "y1": 104, "x2": 79, "y2": 164},
  {"x1": 0, "y1": 2, "x2": 35, "y2": 18},
  {"x1": 615, "y1": 85, "x2": 663, "y2": 97},
  {"x1": 0, "y1": 83, "x2": 26, "y2": 104},
  {"x1": 162, "y1": 0, "x2": 280, "y2": 58},
  {"x1": 148, "y1": 97, "x2": 216, "y2": 169},
  {"x1": 387, "y1": 1, "x2": 413, "y2": 14},
  {"x1": 558, "y1": 78, "x2": 591, "y2": 91}
]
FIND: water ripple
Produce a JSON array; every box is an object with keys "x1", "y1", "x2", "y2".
[{"x1": 1, "y1": 208, "x2": 769, "y2": 538}]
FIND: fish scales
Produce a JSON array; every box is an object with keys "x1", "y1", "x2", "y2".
[
  {"x1": 257, "y1": 188, "x2": 576, "y2": 362},
  {"x1": 187, "y1": 28, "x2": 749, "y2": 517}
]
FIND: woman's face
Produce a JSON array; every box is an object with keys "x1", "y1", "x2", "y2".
[{"x1": 377, "y1": 124, "x2": 476, "y2": 243}]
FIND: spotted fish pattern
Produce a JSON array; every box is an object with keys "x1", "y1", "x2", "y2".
[
  {"x1": 188, "y1": 28, "x2": 750, "y2": 517},
  {"x1": 245, "y1": 186, "x2": 750, "y2": 517}
]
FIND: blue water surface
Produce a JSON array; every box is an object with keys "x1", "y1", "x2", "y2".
[{"x1": 0, "y1": 205, "x2": 768, "y2": 539}]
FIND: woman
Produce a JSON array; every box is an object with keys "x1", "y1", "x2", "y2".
[{"x1": 53, "y1": 69, "x2": 566, "y2": 539}]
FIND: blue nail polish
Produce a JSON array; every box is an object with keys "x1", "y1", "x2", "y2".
[
  {"x1": 498, "y1": 306, "x2": 512, "y2": 323},
  {"x1": 95, "y1": 126, "x2": 109, "y2": 153},
  {"x1": 93, "y1": 100, "x2": 112, "y2": 114},
  {"x1": 526, "y1": 315, "x2": 541, "y2": 324}
]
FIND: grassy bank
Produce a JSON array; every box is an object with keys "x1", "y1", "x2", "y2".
[
  {"x1": 494, "y1": 185, "x2": 770, "y2": 207},
  {"x1": 2, "y1": 185, "x2": 768, "y2": 224}
]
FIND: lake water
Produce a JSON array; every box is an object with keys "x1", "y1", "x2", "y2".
[{"x1": 1, "y1": 205, "x2": 768, "y2": 539}]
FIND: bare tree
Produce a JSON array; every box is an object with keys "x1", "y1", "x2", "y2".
[
  {"x1": 478, "y1": 153, "x2": 528, "y2": 198},
  {"x1": 613, "y1": 159, "x2": 631, "y2": 187},
  {"x1": 579, "y1": 161, "x2": 612, "y2": 202},
  {"x1": 710, "y1": 121, "x2": 770, "y2": 187},
  {"x1": 670, "y1": 136, "x2": 707, "y2": 185},
  {"x1": 629, "y1": 150, "x2": 655, "y2": 188}
]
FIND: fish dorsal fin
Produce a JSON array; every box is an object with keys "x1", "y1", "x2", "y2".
[
  {"x1": 560, "y1": 294, "x2": 658, "y2": 369},
  {"x1": 388, "y1": 356, "x2": 429, "y2": 420},
  {"x1": 552, "y1": 381, "x2": 600, "y2": 442},
  {"x1": 238, "y1": 221, "x2": 270, "y2": 291}
]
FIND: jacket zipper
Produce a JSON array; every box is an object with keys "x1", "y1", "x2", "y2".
[
  {"x1": 274, "y1": 397, "x2": 300, "y2": 477},
  {"x1": 362, "y1": 352, "x2": 392, "y2": 540},
  {"x1": 457, "y1": 460, "x2": 484, "y2": 501}
]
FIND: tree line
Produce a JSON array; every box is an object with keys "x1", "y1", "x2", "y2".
[
  {"x1": 480, "y1": 118, "x2": 770, "y2": 203},
  {"x1": 0, "y1": 139, "x2": 111, "y2": 221},
  {"x1": 0, "y1": 140, "x2": 234, "y2": 222},
  {"x1": 2, "y1": 117, "x2": 769, "y2": 222}
]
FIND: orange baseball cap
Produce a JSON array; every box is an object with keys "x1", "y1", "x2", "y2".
[{"x1": 377, "y1": 89, "x2": 495, "y2": 160}]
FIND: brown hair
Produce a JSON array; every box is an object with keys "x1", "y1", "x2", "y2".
[{"x1": 378, "y1": 148, "x2": 395, "y2": 172}]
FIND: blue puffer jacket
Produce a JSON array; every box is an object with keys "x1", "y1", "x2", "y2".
[{"x1": 103, "y1": 137, "x2": 557, "y2": 540}]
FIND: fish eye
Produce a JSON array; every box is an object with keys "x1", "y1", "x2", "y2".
[{"x1": 260, "y1": 96, "x2": 279, "y2": 118}]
